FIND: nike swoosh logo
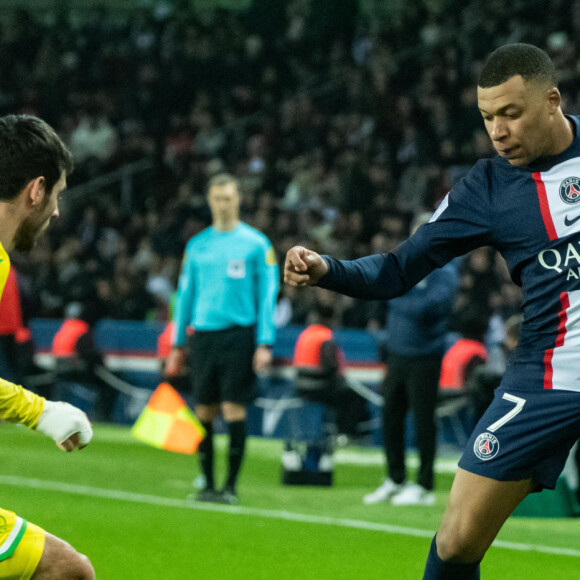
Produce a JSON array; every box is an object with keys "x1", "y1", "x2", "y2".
[{"x1": 564, "y1": 214, "x2": 580, "y2": 226}]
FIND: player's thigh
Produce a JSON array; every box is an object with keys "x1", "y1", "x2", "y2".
[
  {"x1": 381, "y1": 355, "x2": 409, "y2": 415},
  {"x1": 218, "y1": 327, "x2": 256, "y2": 405},
  {"x1": 221, "y1": 401, "x2": 246, "y2": 422},
  {"x1": 31, "y1": 531, "x2": 94, "y2": 580},
  {"x1": 436, "y1": 467, "x2": 533, "y2": 562},
  {"x1": 189, "y1": 332, "x2": 220, "y2": 405},
  {"x1": 405, "y1": 354, "x2": 440, "y2": 420},
  {"x1": 194, "y1": 403, "x2": 220, "y2": 423},
  {"x1": 459, "y1": 387, "x2": 580, "y2": 488}
]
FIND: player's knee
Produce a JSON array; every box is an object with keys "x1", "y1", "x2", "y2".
[
  {"x1": 221, "y1": 401, "x2": 246, "y2": 422},
  {"x1": 194, "y1": 404, "x2": 217, "y2": 423},
  {"x1": 55, "y1": 551, "x2": 95, "y2": 580},
  {"x1": 33, "y1": 533, "x2": 95, "y2": 580},
  {"x1": 73, "y1": 551, "x2": 95, "y2": 580},
  {"x1": 435, "y1": 526, "x2": 485, "y2": 563}
]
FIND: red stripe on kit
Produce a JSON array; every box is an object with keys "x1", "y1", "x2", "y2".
[
  {"x1": 533, "y1": 172, "x2": 558, "y2": 241},
  {"x1": 544, "y1": 292, "x2": 570, "y2": 389}
]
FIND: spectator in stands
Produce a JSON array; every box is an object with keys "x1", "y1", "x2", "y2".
[
  {"x1": 293, "y1": 300, "x2": 366, "y2": 439},
  {"x1": 0, "y1": 268, "x2": 26, "y2": 383},
  {"x1": 2, "y1": 0, "x2": 576, "y2": 339},
  {"x1": 465, "y1": 313, "x2": 523, "y2": 422},
  {"x1": 51, "y1": 302, "x2": 114, "y2": 421},
  {"x1": 69, "y1": 104, "x2": 118, "y2": 180},
  {"x1": 439, "y1": 310, "x2": 489, "y2": 395}
]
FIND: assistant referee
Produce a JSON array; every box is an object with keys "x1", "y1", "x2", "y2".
[{"x1": 167, "y1": 173, "x2": 279, "y2": 504}]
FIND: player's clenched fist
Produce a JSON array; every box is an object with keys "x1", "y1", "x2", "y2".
[
  {"x1": 36, "y1": 401, "x2": 93, "y2": 452},
  {"x1": 284, "y1": 246, "x2": 328, "y2": 287}
]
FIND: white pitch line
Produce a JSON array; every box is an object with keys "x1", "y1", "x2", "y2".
[{"x1": 1, "y1": 475, "x2": 579, "y2": 558}]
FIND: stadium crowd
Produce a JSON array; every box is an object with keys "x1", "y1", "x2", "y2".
[{"x1": 2, "y1": 0, "x2": 578, "y2": 344}]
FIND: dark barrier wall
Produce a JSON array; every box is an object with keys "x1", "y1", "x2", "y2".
[{"x1": 28, "y1": 319, "x2": 470, "y2": 448}]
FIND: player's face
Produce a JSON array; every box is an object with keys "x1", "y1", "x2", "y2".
[
  {"x1": 478, "y1": 75, "x2": 558, "y2": 167},
  {"x1": 207, "y1": 182, "x2": 240, "y2": 222},
  {"x1": 14, "y1": 170, "x2": 66, "y2": 251}
]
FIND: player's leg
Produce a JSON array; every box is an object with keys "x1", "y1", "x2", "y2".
[
  {"x1": 0, "y1": 512, "x2": 93, "y2": 580},
  {"x1": 382, "y1": 355, "x2": 409, "y2": 485},
  {"x1": 193, "y1": 402, "x2": 220, "y2": 500},
  {"x1": 221, "y1": 400, "x2": 247, "y2": 503},
  {"x1": 364, "y1": 356, "x2": 408, "y2": 504},
  {"x1": 424, "y1": 386, "x2": 580, "y2": 578},
  {"x1": 189, "y1": 331, "x2": 221, "y2": 501},
  {"x1": 31, "y1": 530, "x2": 94, "y2": 580},
  {"x1": 423, "y1": 468, "x2": 532, "y2": 579},
  {"x1": 439, "y1": 469, "x2": 532, "y2": 560},
  {"x1": 393, "y1": 354, "x2": 440, "y2": 506},
  {"x1": 219, "y1": 326, "x2": 256, "y2": 503},
  {"x1": 575, "y1": 439, "x2": 580, "y2": 504}
]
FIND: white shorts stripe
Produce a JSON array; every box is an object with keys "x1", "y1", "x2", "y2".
[
  {"x1": 0, "y1": 516, "x2": 24, "y2": 556},
  {"x1": 549, "y1": 289, "x2": 580, "y2": 391}
]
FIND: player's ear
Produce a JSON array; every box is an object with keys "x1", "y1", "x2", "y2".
[
  {"x1": 547, "y1": 87, "x2": 561, "y2": 114},
  {"x1": 27, "y1": 176, "x2": 46, "y2": 207}
]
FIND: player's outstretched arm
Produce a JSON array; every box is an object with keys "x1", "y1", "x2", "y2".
[
  {"x1": 284, "y1": 246, "x2": 328, "y2": 288},
  {"x1": 36, "y1": 401, "x2": 93, "y2": 452}
]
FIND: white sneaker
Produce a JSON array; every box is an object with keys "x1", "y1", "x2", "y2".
[
  {"x1": 390, "y1": 483, "x2": 435, "y2": 506},
  {"x1": 282, "y1": 450, "x2": 302, "y2": 471},
  {"x1": 318, "y1": 453, "x2": 333, "y2": 472},
  {"x1": 363, "y1": 479, "x2": 404, "y2": 505}
]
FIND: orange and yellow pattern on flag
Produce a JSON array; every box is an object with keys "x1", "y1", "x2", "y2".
[{"x1": 131, "y1": 383, "x2": 205, "y2": 454}]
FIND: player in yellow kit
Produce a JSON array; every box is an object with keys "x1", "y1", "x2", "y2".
[{"x1": 0, "y1": 115, "x2": 94, "y2": 579}]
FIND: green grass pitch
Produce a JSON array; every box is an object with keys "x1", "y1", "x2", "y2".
[{"x1": 0, "y1": 423, "x2": 579, "y2": 579}]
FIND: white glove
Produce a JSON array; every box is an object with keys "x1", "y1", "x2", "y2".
[{"x1": 36, "y1": 401, "x2": 93, "y2": 451}]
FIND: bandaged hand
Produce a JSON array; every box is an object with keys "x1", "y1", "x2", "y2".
[{"x1": 36, "y1": 401, "x2": 93, "y2": 452}]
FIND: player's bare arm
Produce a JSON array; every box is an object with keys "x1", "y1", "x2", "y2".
[
  {"x1": 165, "y1": 346, "x2": 187, "y2": 376},
  {"x1": 0, "y1": 381, "x2": 92, "y2": 452},
  {"x1": 253, "y1": 345, "x2": 273, "y2": 373},
  {"x1": 284, "y1": 246, "x2": 328, "y2": 287}
]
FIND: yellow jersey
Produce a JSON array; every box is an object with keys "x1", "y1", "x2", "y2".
[
  {"x1": 0, "y1": 244, "x2": 47, "y2": 576},
  {"x1": 0, "y1": 243, "x2": 44, "y2": 428}
]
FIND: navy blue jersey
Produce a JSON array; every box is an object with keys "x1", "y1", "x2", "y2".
[
  {"x1": 320, "y1": 115, "x2": 580, "y2": 393},
  {"x1": 385, "y1": 262, "x2": 459, "y2": 357}
]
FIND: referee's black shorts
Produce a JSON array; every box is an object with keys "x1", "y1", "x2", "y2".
[{"x1": 188, "y1": 325, "x2": 256, "y2": 406}]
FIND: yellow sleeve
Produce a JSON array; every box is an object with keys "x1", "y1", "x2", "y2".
[{"x1": 0, "y1": 379, "x2": 45, "y2": 428}]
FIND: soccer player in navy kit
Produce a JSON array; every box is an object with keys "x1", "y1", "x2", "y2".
[
  {"x1": 167, "y1": 173, "x2": 279, "y2": 504},
  {"x1": 285, "y1": 44, "x2": 580, "y2": 578}
]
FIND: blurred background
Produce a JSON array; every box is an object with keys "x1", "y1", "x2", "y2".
[
  {"x1": 4, "y1": 0, "x2": 562, "y2": 326},
  {"x1": 3, "y1": 0, "x2": 580, "y2": 427}
]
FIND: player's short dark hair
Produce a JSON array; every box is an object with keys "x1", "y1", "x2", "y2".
[
  {"x1": 0, "y1": 115, "x2": 73, "y2": 201},
  {"x1": 478, "y1": 43, "x2": 557, "y2": 89},
  {"x1": 207, "y1": 172, "x2": 239, "y2": 192}
]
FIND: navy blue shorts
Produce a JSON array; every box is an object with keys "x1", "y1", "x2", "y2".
[
  {"x1": 458, "y1": 386, "x2": 580, "y2": 490},
  {"x1": 188, "y1": 325, "x2": 256, "y2": 406}
]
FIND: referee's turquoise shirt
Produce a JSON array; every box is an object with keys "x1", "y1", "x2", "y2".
[{"x1": 172, "y1": 223, "x2": 279, "y2": 347}]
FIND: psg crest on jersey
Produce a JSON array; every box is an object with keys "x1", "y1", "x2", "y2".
[
  {"x1": 473, "y1": 432, "x2": 500, "y2": 461},
  {"x1": 559, "y1": 177, "x2": 580, "y2": 204}
]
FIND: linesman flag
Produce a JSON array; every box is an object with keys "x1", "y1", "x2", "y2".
[{"x1": 131, "y1": 382, "x2": 205, "y2": 454}]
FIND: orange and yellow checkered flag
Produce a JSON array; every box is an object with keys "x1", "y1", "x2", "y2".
[{"x1": 131, "y1": 383, "x2": 205, "y2": 454}]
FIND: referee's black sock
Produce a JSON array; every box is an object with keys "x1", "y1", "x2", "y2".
[
  {"x1": 198, "y1": 421, "x2": 215, "y2": 490},
  {"x1": 423, "y1": 535, "x2": 480, "y2": 579},
  {"x1": 225, "y1": 420, "x2": 246, "y2": 492}
]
